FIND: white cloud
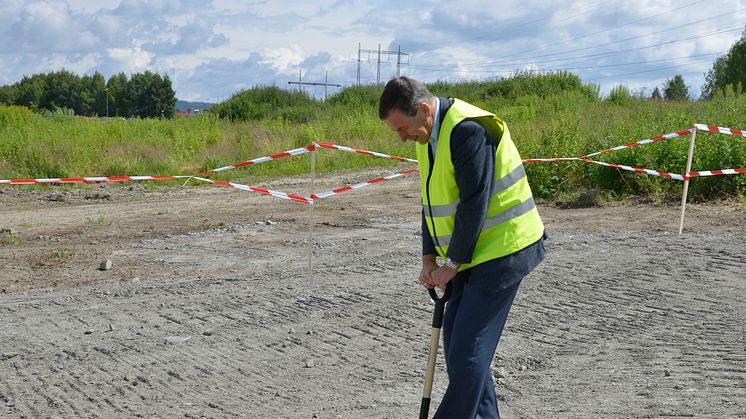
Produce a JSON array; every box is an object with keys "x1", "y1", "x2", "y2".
[
  {"x1": 107, "y1": 46, "x2": 154, "y2": 71},
  {"x1": 9, "y1": 0, "x2": 81, "y2": 53},
  {"x1": 143, "y1": 20, "x2": 229, "y2": 54},
  {"x1": 254, "y1": 45, "x2": 303, "y2": 74},
  {"x1": 0, "y1": 0, "x2": 743, "y2": 99}
]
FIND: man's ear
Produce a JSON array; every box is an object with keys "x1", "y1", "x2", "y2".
[{"x1": 418, "y1": 101, "x2": 432, "y2": 119}]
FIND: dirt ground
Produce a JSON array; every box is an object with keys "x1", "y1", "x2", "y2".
[{"x1": 1, "y1": 166, "x2": 744, "y2": 418}]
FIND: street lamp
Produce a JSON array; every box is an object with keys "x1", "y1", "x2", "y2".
[{"x1": 105, "y1": 88, "x2": 109, "y2": 118}]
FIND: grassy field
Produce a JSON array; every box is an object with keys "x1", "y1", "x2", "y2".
[{"x1": 1, "y1": 75, "x2": 745, "y2": 201}]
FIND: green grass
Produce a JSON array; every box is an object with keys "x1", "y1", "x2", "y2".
[
  {"x1": 84, "y1": 214, "x2": 107, "y2": 225},
  {"x1": 0, "y1": 234, "x2": 22, "y2": 245},
  {"x1": 1, "y1": 75, "x2": 745, "y2": 201}
]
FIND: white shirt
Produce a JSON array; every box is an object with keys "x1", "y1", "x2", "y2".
[{"x1": 428, "y1": 97, "x2": 441, "y2": 155}]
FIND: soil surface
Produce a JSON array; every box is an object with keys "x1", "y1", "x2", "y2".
[{"x1": 1, "y1": 166, "x2": 745, "y2": 418}]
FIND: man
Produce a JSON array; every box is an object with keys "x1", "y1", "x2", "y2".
[{"x1": 378, "y1": 76, "x2": 546, "y2": 419}]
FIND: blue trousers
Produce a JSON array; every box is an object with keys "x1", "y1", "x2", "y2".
[{"x1": 433, "y1": 273, "x2": 522, "y2": 419}]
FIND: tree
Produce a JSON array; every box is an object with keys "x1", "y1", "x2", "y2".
[
  {"x1": 80, "y1": 71, "x2": 106, "y2": 116},
  {"x1": 126, "y1": 72, "x2": 154, "y2": 117},
  {"x1": 152, "y1": 74, "x2": 177, "y2": 118},
  {"x1": 663, "y1": 74, "x2": 689, "y2": 101},
  {"x1": 105, "y1": 73, "x2": 129, "y2": 117},
  {"x1": 41, "y1": 70, "x2": 84, "y2": 113},
  {"x1": 91, "y1": 72, "x2": 108, "y2": 116},
  {"x1": 16, "y1": 75, "x2": 46, "y2": 110},
  {"x1": 0, "y1": 84, "x2": 18, "y2": 105},
  {"x1": 701, "y1": 28, "x2": 746, "y2": 99},
  {"x1": 0, "y1": 69, "x2": 177, "y2": 118},
  {"x1": 126, "y1": 71, "x2": 176, "y2": 118},
  {"x1": 650, "y1": 87, "x2": 662, "y2": 101}
]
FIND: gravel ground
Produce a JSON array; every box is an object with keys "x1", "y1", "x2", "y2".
[{"x1": 1, "y1": 169, "x2": 744, "y2": 418}]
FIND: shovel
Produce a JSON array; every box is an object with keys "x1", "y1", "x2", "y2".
[{"x1": 419, "y1": 283, "x2": 452, "y2": 419}]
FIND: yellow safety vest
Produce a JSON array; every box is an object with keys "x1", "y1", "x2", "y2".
[{"x1": 415, "y1": 99, "x2": 544, "y2": 270}]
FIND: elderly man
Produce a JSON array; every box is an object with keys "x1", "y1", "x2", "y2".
[{"x1": 379, "y1": 76, "x2": 546, "y2": 419}]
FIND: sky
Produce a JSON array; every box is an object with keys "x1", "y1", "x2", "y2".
[{"x1": 1, "y1": 0, "x2": 745, "y2": 102}]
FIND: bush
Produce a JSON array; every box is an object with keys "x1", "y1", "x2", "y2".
[
  {"x1": 0, "y1": 105, "x2": 34, "y2": 125},
  {"x1": 326, "y1": 85, "x2": 383, "y2": 108},
  {"x1": 607, "y1": 85, "x2": 633, "y2": 105},
  {"x1": 483, "y1": 70, "x2": 599, "y2": 101},
  {"x1": 211, "y1": 86, "x2": 318, "y2": 121}
]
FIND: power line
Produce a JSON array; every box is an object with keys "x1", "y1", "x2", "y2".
[
  {"x1": 433, "y1": 10, "x2": 739, "y2": 71},
  {"x1": 583, "y1": 57, "x2": 717, "y2": 82},
  {"x1": 411, "y1": 52, "x2": 723, "y2": 76},
  {"x1": 288, "y1": 69, "x2": 342, "y2": 101},
  {"x1": 506, "y1": 10, "x2": 736, "y2": 63},
  {"x1": 406, "y1": 57, "x2": 718, "y2": 99},
  {"x1": 406, "y1": 25, "x2": 743, "y2": 76},
  {"x1": 415, "y1": 0, "x2": 610, "y2": 50},
  {"x1": 552, "y1": 52, "x2": 722, "y2": 72},
  {"x1": 357, "y1": 43, "x2": 410, "y2": 85},
  {"x1": 493, "y1": 0, "x2": 707, "y2": 62}
]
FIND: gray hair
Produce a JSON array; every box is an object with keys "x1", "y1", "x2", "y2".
[{"x1": 378, "y1": 76, "x2": 435, "y2": 119}]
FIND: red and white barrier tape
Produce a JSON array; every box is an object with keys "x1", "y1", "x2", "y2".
[
  {"x1": 522, "y1": 157, "x2": 579, "y2": 163},
  {"x1": 196, "y1": 145, "x2": 316, "y2": 176},
  {"x1": 315, "y1": 142, "x2": 418, "y2": 163},
  {"x1": 0, "y1": 143, "x2": 418, "y2": 203},
  {"x1": 191, "y1": 176, "x2": 314, "y2": 204},
  {"x1": 192, "y1": 166, "x2": 422, "y2": 203},
  {"x1": 694, "y1": 124, "x2": 745, "y2": 137},
  {"x1": 582, "y1": 129, "x2": 694, "y2": 158},
  {"x1": 0, "y1": 175, "x2": 190, "y2": 185},
  {"x1": 311, "y1": 168, "x2": 419, "y2": 200},
  {"x1": 687, "y1": 168, "x2": 746, "y2": 178},
  {"x1": 578, "y1": 159, "x2": 686, "y2": 181}
]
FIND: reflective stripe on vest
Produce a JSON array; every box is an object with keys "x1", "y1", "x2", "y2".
[
  {"x1": 432, "y1": 196, "x2": 536, "y2": 246},
  {"x1": 415, "y1": 98, "x2": 544, "y2": 269},
  {"x1": 423, "y1": 164, "x2": 527, "y2": 218}
]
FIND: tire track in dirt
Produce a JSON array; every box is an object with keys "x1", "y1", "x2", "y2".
[
  {"x1": 503, "y1": 231, "x2": 745, "y2": 418},
  {"x1": 1, "y1": 194, "x2": 745, "y2": 418}
]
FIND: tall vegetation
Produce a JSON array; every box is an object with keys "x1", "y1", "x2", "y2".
[
  {"x1": 1, "y1": 71, "x2": 745, "y2": 201},
  {"x1": 0, "y1": 70, "x2": 176, "y2": 118},
  {"x1": 608, "y1": 84, "x2": 633, "y2": 105},
  {"x1": 425, "y1": 70, "x2": 599, "y2": 101}
]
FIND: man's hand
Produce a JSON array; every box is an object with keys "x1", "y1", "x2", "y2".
[
  {"x1": 419, "y1": 255, "x2": 439, "y2": 289},
  {"x1": 430, "y1": 265, "x2": 458, "y2": 290},
  {"x1": 419, "y1": 255, "x2": 458, "y2": 290}
]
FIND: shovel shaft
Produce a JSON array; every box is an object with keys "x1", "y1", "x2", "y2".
[
  {"x1": 419, "y1": 285, "x2": 452, "y2": 419},
  {"x1": 420, "y1": 326, "x2": 441, "y2": 418}
]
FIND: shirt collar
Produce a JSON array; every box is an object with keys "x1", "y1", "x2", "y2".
[{"x1": 428, "y1": 97, "x2": 441, "y2": 146}]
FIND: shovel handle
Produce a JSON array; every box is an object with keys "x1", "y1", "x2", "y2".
[
  {"x1": 420, "y1": 283, "x2": 452, "y2": 419},
  {"x1": 428, "y1": 286, "x2": 452, "y2": 304},
  {"x1": 427, "y1": 284, "x2": 452, "y2": 328}
]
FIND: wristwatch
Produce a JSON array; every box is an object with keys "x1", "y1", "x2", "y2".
[{"x1": 444, "y1": 257, "x2": 460, "y2": 271}]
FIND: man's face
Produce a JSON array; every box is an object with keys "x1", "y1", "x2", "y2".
[{"x1": 383, "y1": 103, "x2": 434, "y2": 144}]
